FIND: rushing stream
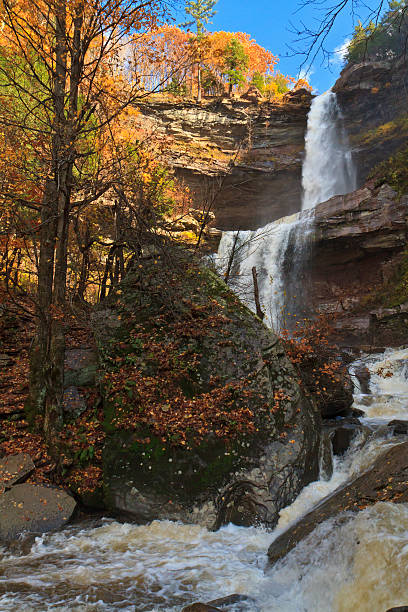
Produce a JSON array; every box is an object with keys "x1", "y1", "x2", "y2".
[{"x1": 1, "y1": 349, "x2": 408, "y2": 611}]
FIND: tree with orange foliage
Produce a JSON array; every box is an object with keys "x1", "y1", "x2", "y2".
[
  {"x1": 0, "y1": 0, "x2": 167, "y2": 459},
  {"x1": 181, "y1": 0, "x2": 218, "y2": 102}
]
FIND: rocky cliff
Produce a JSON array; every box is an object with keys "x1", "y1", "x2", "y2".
[
  {"x1": 135, "y1": 91, "x2": 311, "y2": 230},
  {"x1": 333, "y1": 58, "x2": 408, "y2": 185},
  {"x1": 308, "y1": 182, "x2": 408, "y2": 347}
]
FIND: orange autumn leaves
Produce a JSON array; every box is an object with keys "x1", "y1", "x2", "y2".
[
  {"x1": 103, "y1": 309, "x2": 258, "y2": 448},
  {"x1": 131, "y1": 24, "x2": 311, "y2": 96}
]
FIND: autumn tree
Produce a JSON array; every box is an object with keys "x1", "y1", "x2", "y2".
[
  {"x1": 346, "y1": 2, "x2": 408, "y2": 64},
  {"x1": 293, "y1": 0, "x2": 408, "y2": 69},
  {"x1": 181, "y1": 0, "x2": 218, "y2": 101},
  {"x1": 223, "y1": 37, "x2": 249, "y2": 95},
  {"x1": 0, "y1": 0, "x2": 168, "y2": 459}
]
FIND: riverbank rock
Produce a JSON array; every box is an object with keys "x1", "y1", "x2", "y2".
[
  {"x1": 0, "y1": 453, "x2": 34, "y2": 489},
  {"x1": 182, "y1": 605, "x2": 220, "y2": 612},
  {"x1": 268, "y1": 440, "x2": 408, "y2": 564},
  {"x1": 324, "y1": 418, "x2": 363, "y2": 456},
  {"x1": 182, "y1": 594, "x2": 257, "y2": 612},
  {"x1": 388, "y1": 420, "x2": 408, "y2": 435},
  {"x1": 0, "y1": 483, "x2": 76, "y2": 540},
  {"x1": 93, "y1": 251, "x2": 321, "y2": 529}
]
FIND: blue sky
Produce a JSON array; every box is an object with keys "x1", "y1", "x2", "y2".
[{"x1": 176, "y1": 0, "x2": 380, "y2": 92}]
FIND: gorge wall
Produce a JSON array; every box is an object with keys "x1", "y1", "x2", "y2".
[
  {"x1": 309, "y1": 183, "x2": 408, "y2": 348},
  {"x1": 334, "y1": 57, "x2": 408, "y2": 185},
  {"x1": 135, "y1": 90, "x2": 311, "y2": 230}
]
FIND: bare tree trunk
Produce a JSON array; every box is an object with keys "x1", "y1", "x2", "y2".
[
  {"x1": 224, "y1": 230, "x2": 240, "y2": 283},
  {"x1": 99, "y1": 246, "x2": 116, "y2": 301},
  {"x1": 34, "y1": 0, "x2": 69, "y2": 458},
  {"x1": 197, "y1": 64, "x2": 202, "y2": 103},
  {"x1": 252, "y1": 266, "x2": 265, "y2": 321}
]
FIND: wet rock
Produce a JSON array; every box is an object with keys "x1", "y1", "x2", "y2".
[
  {"x1": 354, "y1": 365, "x2": 371, "y2": 394},
  {"x1": 268, "y1": 440, "x2": 408, "y2": 564},
  {"x1": 388, "y1": 420, "x2": 408, "y2": 435},
  {"x1": 182, "y1": 605, "x2": 221, "y2": 612},
  {"x1": 324, "y1": 418, "x2": 362, "y2": 456},
  {"x1": 208, "y1": 593, "x2": 258, "y2": 610},
  {"x1": 319, "y1": 431, "x2": 334, "y2": 480},
  {"x1": 351, "y1": 407, "x2": 366, "y2": 418},
  {"x1": 64, "y1": 348, "x2": 98, "y2": 387},
  {"x1": 63, "y1": 386, "x2": 87, "y2": 418},
  {"x1": 0, "y1": 483, "x2": 76, "y2": 540},
  {"x1": 0, "y1": 453, "x2": 35, "y2": 489}
]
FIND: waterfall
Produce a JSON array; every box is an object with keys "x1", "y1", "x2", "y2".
[
  {"x1": 216, "y1": 90, "x2": 356, "y2": 330},
  {"x1": 302, "y1": 90, "x2": 356, "y2": 211}
]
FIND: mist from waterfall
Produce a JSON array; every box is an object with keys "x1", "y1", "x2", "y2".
[{"x1": 216, "y1": 89, "x2": 356, "y2": 330}]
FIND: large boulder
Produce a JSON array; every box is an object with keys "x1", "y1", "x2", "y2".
[
  {"x1": 93, "y1": 252, "x2": 321, "y2": 529},
  {"x1": 0, "y1": 483, "x2": 76, "y2": 540},
  {"x1": 0, "y1": 453, "x2": 34, "y2": 489}
]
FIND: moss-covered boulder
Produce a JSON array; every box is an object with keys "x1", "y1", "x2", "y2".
[{"x1": 93, "y1": 251, "x2": 321, "y2": 529}]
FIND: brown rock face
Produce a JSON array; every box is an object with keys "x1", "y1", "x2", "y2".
[
  {"x1": 333, "y1": 58, "x2": 408, "y2": 184},
  {"x1": 135, "y1": 93, "x2": 311, "y2": 230},
  {"x1": 308, "y1": 183, "x2": 408, "y2": 347}
]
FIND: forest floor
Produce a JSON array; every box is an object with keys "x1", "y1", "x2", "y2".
[
  {"x1": 0, "y1": 294, "x2": 103, "y2": 494},
  {"x1": 0, "y1": 294, "x2": 53, "y2": 483}
]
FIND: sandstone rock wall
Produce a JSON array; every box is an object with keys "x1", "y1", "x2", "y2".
[{"x1": 135, "y1": 93, "x2": 311, "y2": 230}]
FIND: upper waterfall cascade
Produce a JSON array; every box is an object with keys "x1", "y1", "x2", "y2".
[
  {"x1": 302, "y1": 90, "x2": 356, "y2": 211},
  {"x1": 216, "y1": 90, "x2": 356, "y2": 330}
]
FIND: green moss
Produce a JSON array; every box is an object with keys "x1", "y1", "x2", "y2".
[
  {"x1": 102, "y1": 430, "x2": 257, "y2": 503},
  {"x1": 368, "y1": 144, "x2": 408, "y2": 196},
  {"x1": 351, "y1": 114, "x2": 408, "y2": 149},
  {"x1": 384, "y1": 250, "x2": 408, "y2": 308}
]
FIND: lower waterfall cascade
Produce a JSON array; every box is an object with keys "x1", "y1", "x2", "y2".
[{"x1": 1, "y1": 349, "x2": 408, "y2": 611}]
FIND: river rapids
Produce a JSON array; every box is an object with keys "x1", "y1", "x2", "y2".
[{"x1": 1, "y1": 348, "x2": 408, "y2": 611}]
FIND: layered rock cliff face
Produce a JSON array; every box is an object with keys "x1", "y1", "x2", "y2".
[
  {"x1": 135, "y1": 92, "x2": 311, "y2": 230},
  {"x1": 309, "y1": 183, "x2": 408, "y2": 347},
  {"x1": 333, "y1": 58, "x2": 408, "y2": 184}
]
